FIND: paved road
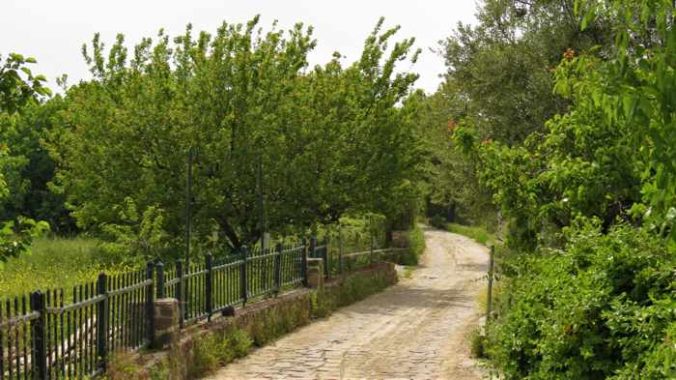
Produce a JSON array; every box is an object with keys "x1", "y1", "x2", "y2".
[{"x1": 207, "y1": 228, "x2": 489, "y2": 379}]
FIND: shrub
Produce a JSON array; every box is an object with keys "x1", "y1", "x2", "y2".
[
  {"x1": 486, "y1": 224, "x2": 675, "y2": 379},
  {"x1": 400, "y1": 224, "x2": 425, "y2": 265},
  {"x1": 469, "y1": 327, "x2": 486, "y2": 359}
]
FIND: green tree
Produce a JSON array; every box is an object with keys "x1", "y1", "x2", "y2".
[
  {"x1": 53, "y1": 17, "x2": 421, "y2": 257},
  {"x1": 0, "y1": 53, "x2": 51, "y2": 262}
]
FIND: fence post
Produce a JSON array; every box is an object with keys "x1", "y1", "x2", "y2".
[
  {"x1": 322, "y1": 236, "x2": 329, "y2": 278},
  {"x1": 240, "y1": 246, "x2": 249, "y2": 306},
  {"x1": 175, "y1": 259, "x2": 184, "y2": 328},
  {"x1": 30, "y1": 291, "x2": 47, "y2": 380},
  {"x1": 96, "y1": 273, "x2": 108, "y2": 372},
  {"x1": 301, "y1": 238, "x2": 309, "y2": 287},
  {"x1": 370, "y1": 232, "x2": 375, "y2": 265},
  {"x1": 274, "y1": 243, "x2": 282, "y2": 294},
  {"x1": 146, "y1": 262, "x2": 155, "y2": 346},
  {"x1": 206, "y1": 253, "x2": 213, "y2": 320},
  {"x1": 156, "y1": 262, "x2": 165, "y2": 299},
  {"x1": 338, "y1": 226, "x2": 344, "y2": 275},
  {"x1": 486, "y1": 245, "x2": 495, "y2": 322}
]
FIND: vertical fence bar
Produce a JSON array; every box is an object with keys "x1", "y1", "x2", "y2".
[
  {"x1": 240, "y1": 246, "x2": 249, "y2": 306},
  {"x1": 30, "y1": 291, "x2": 47, "y2": 380},
  {"x1": 274, "y1": 243, "x2": 282, "y2": 294},
  {"x1": 486, "y1": 245, "x2": 495, "y2": 322},
  {"x1": 370, "y1": 231, "x2": 375, "y2": 265},
  {"x1": 156, "y1": 262, "x2": 165, "y2": 299},
  {"x1": 206, "y1": 254, "x2": 213, "y2": 321},
  {"x1": 339, "y1": 226, "x2": 344, "y2": 275},
  {"x1": 322, "y1": 236, "x2": 329, "y2": 278},
  {"x1": 145, "y1": 262, "x2": 155, "y2": 347},
  {"x1": 96, "y1": 273, "x2": 108, "y2": 373},
  {"x1": 176, "y1": 260, "x2": 184, "y2": 328},
  {"x1": 302, "y1": 238, "x2": 309, "y2": 287}
]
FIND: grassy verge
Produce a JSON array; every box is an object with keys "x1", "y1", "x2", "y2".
[{"x1": 445, "y1": 223, "x2": 495, "y2": 246}]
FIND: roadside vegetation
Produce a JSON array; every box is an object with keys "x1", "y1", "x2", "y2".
[{"x1": 418, "y1": 0, "x2": 675, "y2": 378}]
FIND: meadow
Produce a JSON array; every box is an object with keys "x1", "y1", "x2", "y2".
[{"x1": 0, "y1": 236, "x2": 131, "y2": 297}]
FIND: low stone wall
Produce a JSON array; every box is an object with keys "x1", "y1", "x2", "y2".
[{"x1": 105, "y1": 261, "x2": 398, "y2": 379}]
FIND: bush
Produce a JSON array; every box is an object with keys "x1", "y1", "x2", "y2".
[
  {"x1": 188, "y1": 327, "x2": 253, "y2": 378},
  {"x1": 486, "y1": 224, "x2": 675, "y2": 379},
  {"x1": 400, "y1": 224, "x2": 425, "y2": 265},
  {"x1": 469, "y1": 327, "x2": 486, "y2": 359}
]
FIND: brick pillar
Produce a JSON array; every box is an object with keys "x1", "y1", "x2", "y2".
[
  {"x1": 307, "y1": 258, "x2": 324, "y2": 289},
  {"x1": 153, "y1": 298, "x2": 179, "y2": 348}
]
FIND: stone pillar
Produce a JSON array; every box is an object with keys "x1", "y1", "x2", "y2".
[
  {"x1": 307, "y1": 258, "x2": 324, "y2": 289},
  {"x1": 153, "y1": 298, "x2": 179, "y2": 348}
]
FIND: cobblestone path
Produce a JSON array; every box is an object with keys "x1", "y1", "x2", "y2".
[{"x1": 207, "y1": 228, "x2": 489, "y2": 379}]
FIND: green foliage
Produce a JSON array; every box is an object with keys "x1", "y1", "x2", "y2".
[
  {"x1": 0, "y1": 53, "x2": 56, "y2": 262},
  {"x1": 98, "y1": 198, "x2": 171, "y2": 263},
  {"x1": 54, "y1": 17, "x2": 421, "y2": 258},
  {"x1": 469, "y1": 327, "x2": 486, "y2": 359},
  {"x1": 0, "y1": 53, "x2": 51, "y2": 114},
  {"x1": 487, "y1": 224, "x2": 675, "y2": 379},
  {"x1": 1, "y1": 96, "x2": 73, "y2": 232},
  {"x1": 434, "y1": 1, "x2": 676, "y2": 378},
  {"x1": 188, "y1": 327, "x2": 253, "y2": 378},
  {"x1": 400, "y1": 223, "x2": 425, "y2": 265}
]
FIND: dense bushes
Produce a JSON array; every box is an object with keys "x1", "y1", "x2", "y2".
[
  {"x1": 399, "y1": 224, "x2": 425, "y2": 265},
  {"x1": 488, "y1": 224, "x2": 675, "y2": 379}
]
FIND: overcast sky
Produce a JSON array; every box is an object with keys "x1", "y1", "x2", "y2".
[{"x1": 2, "y1": 0, "x2": 478, "y2": 94}]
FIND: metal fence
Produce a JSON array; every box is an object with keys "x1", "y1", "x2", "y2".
[{"x1": 0, "y1": 237, "x2": 402, "y2": 379}]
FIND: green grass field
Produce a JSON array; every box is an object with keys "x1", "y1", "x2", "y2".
[{"x1": 0, "y1": 236, "x2": 131, "y2": 298}]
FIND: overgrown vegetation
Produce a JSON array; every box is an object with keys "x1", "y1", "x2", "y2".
[
  {"x1": 399, "y1": 223, "x2": 425, "y2": 265},
  {"x1": 0, "y1": 236, "x2": 130, "y2": 297},
  {"x1": 421, "y1": 0, "x2": 675, "y2": 378}
]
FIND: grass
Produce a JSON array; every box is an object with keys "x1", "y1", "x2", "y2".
[
  {"x1": 0, "y1": 236, "x2": 131, "y2": 298},
  {"x1": 445, "y1": 223, "x2": 495, "y2": 246}
]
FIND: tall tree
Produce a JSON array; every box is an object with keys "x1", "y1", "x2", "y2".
[{"x1": 53, "y1": 17, "x2": 421, "y2": 257}]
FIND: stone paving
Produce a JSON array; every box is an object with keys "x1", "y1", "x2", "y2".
[{"x1": 207, "y1": 228, "x2": 488, "y2": 380}]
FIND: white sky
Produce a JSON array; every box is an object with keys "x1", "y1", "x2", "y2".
[{"x1": 1, "y1": 0, "x2": 478, "y2": 94}]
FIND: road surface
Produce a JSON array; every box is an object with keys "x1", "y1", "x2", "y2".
[{"x1": 208, "y1": 227, "x2": 489, "y2": 379}]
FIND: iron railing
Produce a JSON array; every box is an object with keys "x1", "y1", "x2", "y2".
[{"x1": 1, "y1": 237, "x2": 402, "y2": 379}]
